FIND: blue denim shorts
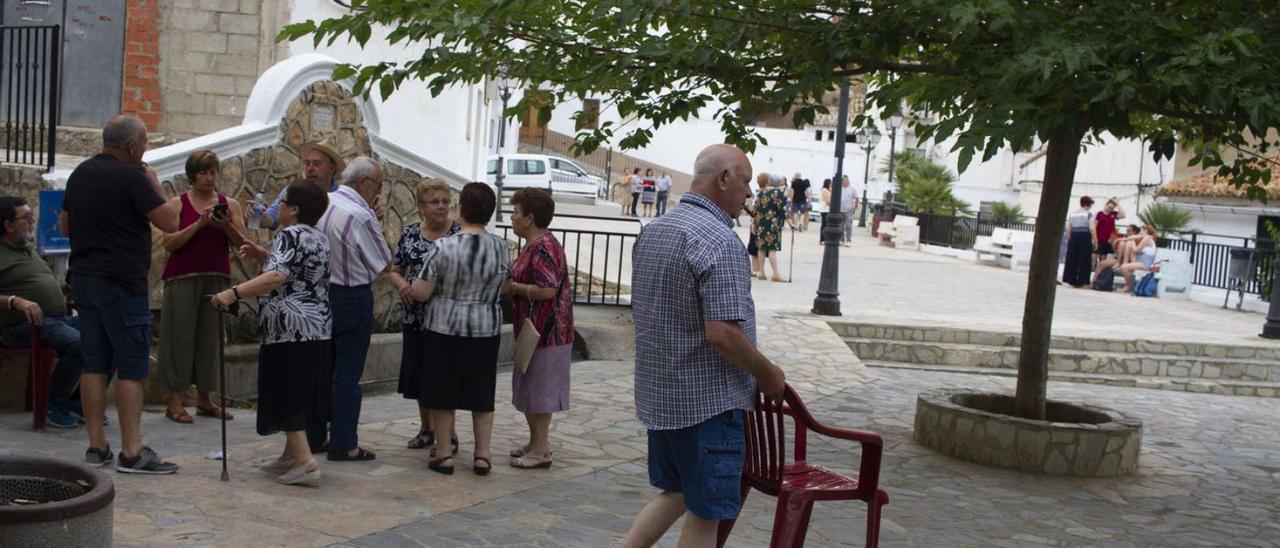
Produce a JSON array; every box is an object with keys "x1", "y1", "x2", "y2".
[
  {"x1": 70, "y1": 273, "x2": 152, "y2": 381},
  {"x1": 647, "y1": 410, "x2": 747, "y2": 521}
]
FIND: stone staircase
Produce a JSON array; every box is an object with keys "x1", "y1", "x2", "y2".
[{"x1": 832, "y1": 322, "x2": 1280, "y2": 398}]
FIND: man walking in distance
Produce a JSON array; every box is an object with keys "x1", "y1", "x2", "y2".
[
  {"x1": 60, "y1": 115, "x2": 181, "y2": 473},
  {"x1": 309, "y1": 156, "x2": 392, "y2": 461},
  {"x1": 623, "y1": 144, "x2": 786, "y2": 547}
]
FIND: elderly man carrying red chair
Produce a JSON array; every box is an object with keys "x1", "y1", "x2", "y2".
[{"x1": 0, "y1": 196, "x2": 85, "y2": 430}]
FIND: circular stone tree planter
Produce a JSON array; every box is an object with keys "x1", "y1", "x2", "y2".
[
  {"x1": 913, "y1": 389, "x2": 1142, "y2": 477},
  {"x1": 0, "y1": 456, "x2": 114, "y2": 547}
]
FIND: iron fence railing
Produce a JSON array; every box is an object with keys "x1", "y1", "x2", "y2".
[
  {"x1": 495, "y1": 222, "x2": 636, "y2": 306},
  {"x1": 0, "y1": 25, "x2": 60, "y2": 171}
]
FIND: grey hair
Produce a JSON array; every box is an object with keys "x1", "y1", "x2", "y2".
[
  {"x1": 340, "y1": 156, "x2": 381, "y2": 186},
  {"x1": 769, "y1": 174, "x2": 786, "y2": 187},
  {"x1": 692, "y1": 148, "x2": 737, "y2": 183},
  {"x1": 102, "y1": 115, "x2": 146, "y2": 149}
]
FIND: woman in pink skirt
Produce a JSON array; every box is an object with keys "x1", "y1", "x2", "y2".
[{"x1": 506, "y1": 188, "x2": 574, "y2": 469}]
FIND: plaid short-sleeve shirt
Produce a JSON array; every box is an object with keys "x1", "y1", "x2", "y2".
[{"x1": 632, "y1": 192, "x2": 757, "y2": 430}]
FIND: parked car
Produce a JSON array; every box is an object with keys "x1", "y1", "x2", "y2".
[
  {"x1": 809, "y1": 193, "x2": 827, "y2": 222},
  {"x1": 485, "y1": 153, "x2": 602, "y2": 202}
]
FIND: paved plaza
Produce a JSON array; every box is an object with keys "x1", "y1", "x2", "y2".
[{"x1": 3, "y1": 216, "x2": 1279, "y2": 547}]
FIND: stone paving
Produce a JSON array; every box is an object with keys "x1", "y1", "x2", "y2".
[{"x1": 4, "y1": 214, "x2": 1280, "y2": 546}]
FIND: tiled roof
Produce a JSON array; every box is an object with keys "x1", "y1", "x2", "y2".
[{"x1": 1158, "y1": 157, "x2": 1280, "y2": 201}]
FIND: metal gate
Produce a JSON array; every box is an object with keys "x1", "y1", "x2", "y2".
[{"x1": 3, "y1": 0, "x2": 126, "y2": 128}]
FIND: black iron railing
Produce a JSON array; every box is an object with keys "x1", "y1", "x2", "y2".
[
  {"x1": 495, "y1": 224, "x2": 637, "y2": 306},
  {"x1": 1, "y1": 25, "x2": 60, "y2": 171},
  {"x1": 1160, "y1": 234, "x2": 1276, "y2": 295},
  {"x1": 909, "y1": 211, "x2": 1036, "y2": 250}
]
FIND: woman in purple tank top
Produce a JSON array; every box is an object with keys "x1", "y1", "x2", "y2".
[{"x1": 156, "y1": 150, "x2": 248, "y2": 424}]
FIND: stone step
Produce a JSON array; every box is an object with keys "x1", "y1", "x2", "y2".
[
  {"x1": 828, "y1": 321, "x2": 1280, "y2": 361},
  {"x1": 845, "y1": 337, "x2": 1280, "y2": 383},
  {"x1": 865, "y1": 361, "x2": 1280, "y2": 398}
]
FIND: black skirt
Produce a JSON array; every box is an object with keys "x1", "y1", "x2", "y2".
[
  {"x1": 419, "y1": 330, "x2": 499, "y2": 412},
  {"x1": 1062, "y1": 230, "x2": 1094, "y2": 287},
  {"x1": 397, "y1": 325, "x2": 426, "y2": 400},
  {"x1": 256, "y1": 340, "x2": 332, "y2": 436}
]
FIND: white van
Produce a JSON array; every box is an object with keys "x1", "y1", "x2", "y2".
[{"x1": 485, "y1": 153, "x2": 603, "y2": 201}]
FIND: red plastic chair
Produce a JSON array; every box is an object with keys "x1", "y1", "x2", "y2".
[
  {"x1": 0, "y1": 326, "x2": 53, "y2": 430},
  {"x1": 717, "y1": 384, "x2": 889, "y2": 547}
]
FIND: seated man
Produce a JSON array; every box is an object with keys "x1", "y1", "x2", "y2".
[{"x1": 0, "y1": 196, "x2": 84, "y2": 428}]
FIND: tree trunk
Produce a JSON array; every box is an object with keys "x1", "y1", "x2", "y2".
[{"x1": 1013, "y1": 127, "x2": 1086, "y2": 420}]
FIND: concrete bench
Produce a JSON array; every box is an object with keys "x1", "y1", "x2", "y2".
[
  {"x1": 975, "y1": 227, "x2": 1034, "y2": 269},
  {"x1": 878, "y1": 215, "x2": 920, "y2": 250}
]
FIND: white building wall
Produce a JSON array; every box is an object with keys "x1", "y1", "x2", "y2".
[{"x1": 286, "y1": 0, "x2": 517, "y2": 182}]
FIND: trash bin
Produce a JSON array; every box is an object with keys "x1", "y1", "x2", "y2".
[
  {"x1": 1225, "y1": 247, "x2": 1259, "y2": 310},
  {"x1": 0, "y1": 456, "x2": 114, "y2": 548}
]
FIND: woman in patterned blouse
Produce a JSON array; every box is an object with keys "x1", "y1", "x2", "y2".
[
  {"x1": 387, "y1": 178, "x2": 460, "y2": 453},
  {"x1": 507, "y1": 188, "x2": 574, "y2": 469},
  {"x1": 409, "y1": 182, "x2": 511, "y2": 476},
  {"x1": 211, "y1": 181, "x2": 332, "y2": 486}
]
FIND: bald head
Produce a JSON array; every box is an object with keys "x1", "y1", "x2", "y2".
[{"x1": 690, "y1": 144, "x2": 752, "y2": 218}]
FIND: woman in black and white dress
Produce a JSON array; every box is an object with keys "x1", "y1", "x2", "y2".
[
  {"x1": 409, "y1": 182, "x2": 511, "y2": 476},
  {"x1": 211, "y1": 181, "x2": 332, "y2": 486}
]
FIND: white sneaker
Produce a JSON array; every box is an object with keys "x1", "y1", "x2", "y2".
[{"x1": 276, "y1": 458, "x2": 320, "y2": 486}]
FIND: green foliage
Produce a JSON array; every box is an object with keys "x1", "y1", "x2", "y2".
[
  {"x1": 1260, "y1": 220, "x2": 1280, "y2": 302},
  {"x1": 990, "y1": 201, "x2": 1027, "y2": 224},
  {"x1": 1138, "y1": 203, "x2": 1196, "y2": 236},
  {"x1": 883, "y1": 152, "x2": 969, "y2": 215}
]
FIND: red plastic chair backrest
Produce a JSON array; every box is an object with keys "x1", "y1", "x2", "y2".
[{"x1": 742, "y1": 384, "x2": 810, "y2": 487}]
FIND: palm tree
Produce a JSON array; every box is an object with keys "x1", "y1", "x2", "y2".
[
  {"x1": 883, "y1": 152, "x2": 970, "y2": 215},
  {"x1": 1138, "y1": 202, "x2": 1196, "y2": 236},
  {"x1": 990, "y1": 201, "x2": 1027, "y2": 224}
]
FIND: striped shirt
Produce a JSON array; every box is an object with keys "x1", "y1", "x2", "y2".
[
  {"x1": 318, "y1": 186, "x2": 392, "y2": 286},
  {"x1": 419, "y1": 232, "x2": 511, "y2": 338},
  {"x1": 631, "y1": 192, "x2": 757, "y2": 430}
]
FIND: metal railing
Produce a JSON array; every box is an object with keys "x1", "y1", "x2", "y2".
[
  {"x1": 495, "y1": 223, "x2": 637, "y2": 306},
  {"x1": 1159, "y1": 234, "x2": 1276, "y2": 295},
  {"x1": 1, "y1": 25, "x2": 60, "y2": 171},
  {"x1": 903, "y1": 210, "x2": 1036, "y2": 250}
]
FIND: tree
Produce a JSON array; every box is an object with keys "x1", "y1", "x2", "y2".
[
  {"x1": 886, "y1": 152, "x2": 969, "y2": 214},
  {"x1": 282, "y1": 1, "x2": 1280, "y2": 420},
  {"x1": 990, "y1": 202, "x2": 1027, "y2": 224},
  {"x1": 1138, "y1": 203, "x2": 1196, "y2": 236}
]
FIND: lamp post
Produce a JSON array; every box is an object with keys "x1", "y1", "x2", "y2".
[
  {"x1": 811, "y1": 79, "x2": 852, "y2": 316},
  {"x1": 494, "y1": 70, "x2": 515, "y2": 222},
  {"x1": 885, "y1": 111, "x2": 904, "y2": 194},
  {"x1": 1261, "y1": 257, "x2": 1280, "y2": 338},
  {"x1": 856, "y1": 126, "x2": 882, "y2": 227}
]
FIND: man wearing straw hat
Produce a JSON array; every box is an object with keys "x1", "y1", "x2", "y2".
[{"x1": 251, "y1": 138, "x2": 345, "y2": 230}]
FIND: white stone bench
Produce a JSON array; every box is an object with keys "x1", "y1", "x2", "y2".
[
  {"x1": 974, "y1": 227, "x2": 1035, "y2": 269},
  {"x1": 878, "y1": 215, "x2": 920, "y2": 250}
]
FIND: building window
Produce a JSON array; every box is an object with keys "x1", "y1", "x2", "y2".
[
  {"x1": 815, "y1": 130, "x2": 823, "y2": 141},
  {"x1": 828, "y1": 130, "x2": 835, "y2": 141}
]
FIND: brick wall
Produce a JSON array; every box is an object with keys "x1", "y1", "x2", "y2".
[
  {"x1": 156, "y1": 0, "x2": 288, "y2": 138},
  {"x1": 122, "y1": 0, "x2": 163, "y2": 130}
]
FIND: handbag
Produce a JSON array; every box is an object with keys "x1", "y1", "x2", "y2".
[{"x1": 513, "y1": 270, "x2": 565, "y2": 374}]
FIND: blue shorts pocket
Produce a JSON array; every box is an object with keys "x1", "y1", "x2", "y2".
[{"x1": 700, "y1": 445, "x2": 744, "y2": 501}]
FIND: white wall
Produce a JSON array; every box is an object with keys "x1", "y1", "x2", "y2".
[{"x1": 286, "y1": 0, "x2": 518, "y2": 182}]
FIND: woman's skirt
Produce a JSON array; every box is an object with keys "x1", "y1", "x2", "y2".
[
  {"x1": 156, "y1": 274, "x2": 229, "y2": 392},
  {"x1": 1062, "y1": 230, "x2": 1094, "y2": 287},
  {"x1": 511, "y1": 344, "x2": 572, "y2": 414},
  {"x1": 397, "y1": 325, "x2": 426, "y2": 400},
  {"x1": 257, "y1": 340, "x2": 332, "y2": 436},
  {"x1": 419, "y1": 330, "x2": 499, "y2": 412},
  {"x1": 641, "y1": 187, "x2": 656, "y2": 204}
]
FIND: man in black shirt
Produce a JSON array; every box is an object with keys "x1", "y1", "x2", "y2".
[
  {"x1": 60, "y1": 115, "x2": 181, "y2": 474},
  {"x1": 789, "y1": 173, "x2": 812, "y2": 232}
]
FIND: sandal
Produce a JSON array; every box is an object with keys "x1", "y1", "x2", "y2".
[
  {"x1": 196, "y1": 405, "x2": 234, "y2": 420},
  {"x1": 428, "y1": 436, "x2": 460, "y2": 459},
  {"x1": 473, "y1": 456, "x2": 492, "y2": 476},
  {"x1": 165, "y1": 408, "x2": 194, "y2": 424},
  {"x1": 428, "y1": 455, "x2": 454, "y2": 475},
  {"x1": 408, "y1": 429, "x2": 435, "y2": 449},
  {"x1": 510, "y1": 452, "x2": 553, "y2": 469},
  {"x1": 326, "y1": 447, "x2": 376, "y2": 461},
  {"x1": 508, "y1": 446, "x2": 531, "y2": 458}
]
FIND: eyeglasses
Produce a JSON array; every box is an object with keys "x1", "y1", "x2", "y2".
[{"x1": 6, "y1": 213, "x2": 35, "y2": 223}]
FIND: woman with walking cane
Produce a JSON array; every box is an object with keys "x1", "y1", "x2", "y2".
[{"x1": 211, "y1": 182, "x2": 332, "y2": 486}]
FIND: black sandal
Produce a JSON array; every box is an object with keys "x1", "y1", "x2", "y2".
[
  {"x1": 408, "y1": 429, "x2": 435, "y2": 449},
  {"x1": 473, "y1": 456, "x2": 491, "y2": 476},
  {"x1": 327, "y1": 447, "x2": 376, "y2": 461},
  {"x1": 428, "y1": 436, "x2": 461, "y2": 459},
  {"x1": 428, "y1": 456, "x2": 454, "y2": 475}
]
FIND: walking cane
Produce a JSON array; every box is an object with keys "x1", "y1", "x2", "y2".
[
  {"x1": 207, "y1": 296, "x2": 238, "y2": 482},
  {"x1": 788, "y1": 225, "x2": 796, "y2": 283}
]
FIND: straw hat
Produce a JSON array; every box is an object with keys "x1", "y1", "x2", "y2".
[{"x1": 299, "y1": 137, "x2": 346, "y2": 175}]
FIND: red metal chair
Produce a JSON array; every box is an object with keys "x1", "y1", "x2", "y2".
[
  {"x1": 0, "y1": 326, "x2": 54, "y2": 430},
  {"x1": 717, "y1": 384, "x2": 889, "y2": 547}
]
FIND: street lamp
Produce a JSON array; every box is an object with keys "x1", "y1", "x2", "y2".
[
  {"x1": 493, "y1": 67, "x2": 516, "y2": 222},
  {"x1": 856, "y1": 126, "x2": 882, "y2": 227},
  {"x1": 1261, "y1": 258, "x2": 1280, "y2": 338},
  {"x1": 812, "y1": 79, "x2": 852, "y2": 316},
  {"x1": 885, "y1": 111, "x2": 904, "y2": 192}
]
